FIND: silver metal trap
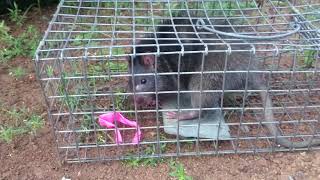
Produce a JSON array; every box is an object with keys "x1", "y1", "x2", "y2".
[{"x1": 35, "y1": 0, "x2": 320, "y2": 163}]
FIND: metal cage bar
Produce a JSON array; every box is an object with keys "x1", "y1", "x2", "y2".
[{"x1": 35, "y1": 0, "x2": 320, "y2": 163}]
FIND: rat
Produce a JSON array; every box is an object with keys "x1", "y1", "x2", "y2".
[{"x1": 127, "y1": 16, "x2": 320, "y2": 148}]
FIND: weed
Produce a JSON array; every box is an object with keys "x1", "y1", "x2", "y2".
[
  {"x1": 0, "y1": 126, "x2": 14, "y2": 143},
  {"x1": 9, "y1": 66, "x2": 27, "y2": 79},
  {"x1": 71, "y1": 32, "x2": 99, "y2": 46},
  {"x1": 124, "y1": 156, "x2": 162, "y2": 167},
  {"x1": 46, "y1": 65, "x2": 54, "y2": 77},
  {"x1": 169, "y1": 160, "x2": 193, "y2": 180},
  {"x1": 110, "y1": 47, "x2": 125, "y2": 56},
  {"x1": 0, "y1": 106, "x2": 44, "y2": 143},
  {"x1": 88, "y1": 63, "x2": 106, "y2": 76},
  {"x1": 108, "y1": 60, "x2": 128, "y2": 72},
  {"x1": 20, "y1": 25, "x2": 40, "y2": 57},
  {"x1": 25, "y1": 114, "x2": 44, "y2": 136},
  {"x1": 0, "y1": 21, "x2": 40, "y2": 63},
  {"x1": 80, "y1": 115, "x2": 96, "y2": 132},
  {"x1": 8, "y1": 2, "x2": 24, "y2": 25},
  {"x1": 123, "y1": 134, "x2": 168, "y2": 167},
  {"x1": 97, "y1": 131, "x2": 106, "y2": 144},
  {"x1": 113, "y1": 89, "x2": 127, "y2": 110},
  {"x1": 58, "y1": 73, "x2": 79, "y2": 111},
  {"x1": 2, "y1": 106, "x2": 29, "y2": 127},
  {"x1": 124, "y1": 157, "x2": 141, "y2": 167},
  {"x1": 63, "y1": 96, "x2": 79, "y2": 111},
  {"x1": 79, "y1": 119, "x2": 91, "y2": 143},
  {"x1": 0, "y1": 126, "x2": 27, "y2": 143},
  {"x1": 118, "y1": 2, "x2": 131, "y2": 9},
  {"x1": 0, "y1": 21, "x2": 13, "y2": 63},
  {"x1": 239, "y1": 1, "x2": 256, "y2": 8},
  {"x1": 64, "y1": 96, "x2": 79, "y2": 111},
  {"x1": 164, "y1": 2, "x2": 184, "y2": 17},
  {"x1": 142, "y1": 145, "x2": 165, "y2": 166},
  {"x1": 6, "y1": 107, "x2": 24, "y2": 120},
  {"x1": 303, "y1": 50, "x2": 317, "y2": 68},
  {"x1": 70, "y1": 24, "x2": 104, "y2": 47},
  {"x1": 88, "y1": 60, "x2": 127, "y2": 78},
  {"x1": 0, "y1": 20, "x2": 10, "y2": 37},
  {"x1": 7, "y1": 2, "x2": 35, "y2": 26},
  {"x1": 124, "y1": 144, "x2": 165, "y2": 167},
  {"x1": 162, "y1": 1, "x2": 257, "y2": 18}
]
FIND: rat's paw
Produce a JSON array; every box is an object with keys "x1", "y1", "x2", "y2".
[
  {"x1": 165, "y1": 111, "x2": 199, "y2": 121},
  {"x1": 165, "y1": 111, "x2": 178, "y2": 119}
]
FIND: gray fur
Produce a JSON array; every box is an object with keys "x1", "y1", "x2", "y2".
[{"x1": 128, "y1": 17, "x2": 320, "y2": 148}]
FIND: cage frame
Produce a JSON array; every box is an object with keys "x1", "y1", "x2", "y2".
[{"x1": 34, "y1": 0, "x2": 320, "y2": 163}]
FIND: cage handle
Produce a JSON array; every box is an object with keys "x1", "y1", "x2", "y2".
[{"x1": 196, "y1": 18, "x2": 301, "y2": 40}]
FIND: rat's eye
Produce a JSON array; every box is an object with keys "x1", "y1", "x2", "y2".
[{"x1": 141, "y1": 79, "x2": 147, "y2": 84}]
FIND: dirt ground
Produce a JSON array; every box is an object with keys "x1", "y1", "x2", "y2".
[{"x1": 1, "y1": 5, "x2": 320, "y2": 180}]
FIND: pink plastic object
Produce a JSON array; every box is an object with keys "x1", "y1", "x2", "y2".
[{"x1": 98, "y1": 112, "x2": 142, "y2": 144}]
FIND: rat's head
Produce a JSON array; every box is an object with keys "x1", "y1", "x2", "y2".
[{"x1": 127, "y1": 53, "x2": 157, "y2": 106}]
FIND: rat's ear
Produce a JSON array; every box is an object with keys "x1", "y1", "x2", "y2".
[{"x1": 141, "y1": 54, "x2": 155, "y2": 68}]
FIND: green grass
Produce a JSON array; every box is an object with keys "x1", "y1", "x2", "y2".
[
  {"x1": 303, "y1": 50, "x2": 317, "y2": 68},
  {"x1": 0, "y1": 21, "x2": 40, "y2": 63},
  {"x1": 96, "y1": 131, "x2": 106, "y2": 144},
  {"x1": 0, "y1": 106, "x2": 44, "y2": 143},
  {"x1": 87, "y1": 60, "x2": 128, "y2": 84},
  {"x1": 95, "y1": 47, "x2": 127, "y2": 57},
  {"x1": 0, "y1": 126, "x2": 27, "y2": 143},
  {"x1": 123, "y1": 144, "x2": 167, "y2": 167},
  {"x1": 20, "y1": 25, "x2": 41, "y2": 57},
  {"x1": 162, "y1": 1, "x2": 257, "y2": 18},
  {"x1": 25, "y1": 114, "x2": 44, "y2": 136},
  {"x1": 5, "y1": 107, "x2": 28, "y2": 126},
  {"x1": 9, "y1": 66, "x2": 27, "y2": 78},
  {"x1": 58, "y1": 73, "x2": 79, "y2": 111},
  {"x1": 88, "y1": 63, "x2": 107, "y2": 76},
  {"x1": 113, "y1": 88, "x2": 127, "y2": 110},
  {"x1": 57, "y1": 77, "x2": 104, "y2": 144},
  {"x1": 118, "y1": 2, "x2": 131, "y2": 8},
  {"x1": 63, "y1": 95, "x2": 79, "y2": 111},
  {"x1": 79, "y1": 114, "x2": 99, "y2": 143},
  {"x1": 122, "y1": 134, "x2": 168, "y2": 167},
  {"x1": 46, "y1": 65, "x2": 54, "y2": 77},
  {"x1": 7, "y1": 1, "x2": 35, "y2": 26},
  {"x1": 0, "y1": 20, "x2": 10, "y2": 37},
  {"x1": 71, "y1": 32, "x2": 100, "y2": 47},
  {"x1": 80, "y1": 114, "x2": 93, "y2": 132},
  {"x1": 8, "y1": 2, "x2": 24, "y2": 26},
  {"x1": 110, "y1": 47, "x2": 126, "y2": 56},
  {"x1": 7, "y1": 107, "x2": 24, "y2": 120},
  {"x1": 79, "y1": 115, "x2": 110, "y2": 144},
  {"x1": 169, "y1": 160, "x2": 193, "y2": 180}
]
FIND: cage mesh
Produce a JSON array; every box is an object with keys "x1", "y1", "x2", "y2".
[{"x1": 35, "y1": 0, "x2": 320, "y2": 163}]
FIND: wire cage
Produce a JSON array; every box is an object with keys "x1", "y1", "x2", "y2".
[{"x1": 34, "y1": 0, "x2": 320, "y2": 163}]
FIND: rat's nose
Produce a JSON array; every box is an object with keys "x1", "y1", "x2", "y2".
[{"x1": 134, "y1": 96, "x2": 145, "y2": 104}]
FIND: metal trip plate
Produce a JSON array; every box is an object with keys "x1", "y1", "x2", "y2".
[{"x1": 162, "y1": 96, "x2": 230, "y2": 139}]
